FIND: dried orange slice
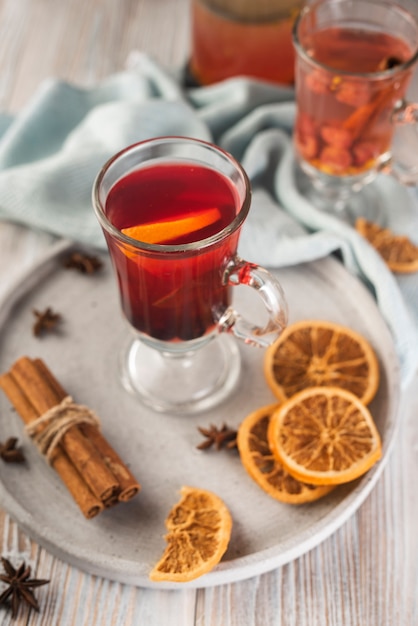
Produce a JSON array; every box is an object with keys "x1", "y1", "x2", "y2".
[
  {"x1": 355, "y1": 217, "x2": 418, "y2": 273},
  {"x1": 149, "y1": 486, "x2": 232, "y2": 583},
  {"x1": 264, "y1": 320, "x2": 379, "y2": 405},
  {"x1": 237, "y1": 404, "x2": 335, "y2": 504},
  {"x1": 267, "y1": 387, "x2": 382, "y2": 485}
]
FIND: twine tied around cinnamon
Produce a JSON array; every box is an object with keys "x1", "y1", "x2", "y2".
[{"x1": 25, "y1": 395, "x2": 100, "y2": 463}]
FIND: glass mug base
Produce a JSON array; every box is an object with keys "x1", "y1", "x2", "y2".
[
  {"x1": 296, "y1": 160, "x2": 384, "y2": 225},
  {"x1": 119, "y1": 333, "x2": 241, "y2": 414}
]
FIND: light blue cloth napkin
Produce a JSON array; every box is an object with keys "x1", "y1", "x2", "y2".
[{"x1": 0, "y1": 52, "x2": 417, "y2": 387}]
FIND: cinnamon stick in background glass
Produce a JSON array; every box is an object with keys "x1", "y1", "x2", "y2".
[
  {"x1": 0, "y1": 356, "x2": 140, "y2": 518},
  {"x1": 188, "y1": 0, "x2": 304, "y2": 86}
]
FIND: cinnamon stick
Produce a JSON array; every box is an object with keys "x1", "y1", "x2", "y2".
[
  {"x1": 81, "y1": 425, "x2": 140, "y2": 501},
  {"x1": 11, "y1": 357, "x2": 119, "y2": 502},
  {"x1": 34, "y1": 359, "x2": 140, "y2": 502},
  {"x1": 343, "y1": 79, "x2": 397, "y2": 139},
  {"x1": 0, "y1": 356, "x2": 141, "y2": 518},
  {"x1": 0, "y1": 372, "x2": 103, "y2": 519}
]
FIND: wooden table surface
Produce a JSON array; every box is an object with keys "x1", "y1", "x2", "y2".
[{"x1": 0, "y1": 0, "x2": 417, "y2": 624}]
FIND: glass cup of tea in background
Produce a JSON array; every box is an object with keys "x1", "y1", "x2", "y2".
[
  {"x1": 292, "y1": 0, "x2": 418, "y2": 221},
  {"x1": 188, "y1": 0, "x2": 304, "y2": 86},
  {"x1": 93, "y1": 137, "x2": 288, "y2": 414}
]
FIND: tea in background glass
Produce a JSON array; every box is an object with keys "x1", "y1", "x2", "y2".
[
  {"x1": 293, "y1": 0, "x2": 418, "y2": 190},
  {"x1": 188, "y1": 0, "x2": 304, "y2": 85}
]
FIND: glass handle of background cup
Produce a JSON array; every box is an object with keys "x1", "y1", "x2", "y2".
[
  {"x1": 219, "y1": 257, "x2": 288, "y2": 348},
  {"x1": 381, "y1": 100, "x2": 418, "y2": 185}
]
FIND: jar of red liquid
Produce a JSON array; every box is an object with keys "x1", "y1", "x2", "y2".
[{"x1": 188, "y1": 0, "x2": 304, "y2": 86}]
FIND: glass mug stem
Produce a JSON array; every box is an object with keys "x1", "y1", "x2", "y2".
[{"x1": 92, "y1": 137, "x2": 288, "y2": 414}]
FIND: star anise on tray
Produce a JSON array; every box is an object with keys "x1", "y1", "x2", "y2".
[
  {"x1": 32, "y1": 307, "x2": 62, "y2": 337},
  {"x1": 0, "y1": 557, "x2": 49, "y2": 618},
  {"x1": 63, "y1": 251, "x2": 103, "y2": 274},
  {"x1": 0, "y1": 438, "x2": 25, "y2": 463},
  {"x1": 197, "y1": 423, "x2": 238, "y2": 451}
]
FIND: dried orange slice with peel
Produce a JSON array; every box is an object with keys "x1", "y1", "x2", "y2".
[
  {"x1": 264, "y1": 320, "x2": 379, "y2": 406},
  {"x1": 268, "y1": 387, "x2": 382, "y2": 486},
  {"x1": 355, "y1": 217, "x2": 418, "y2": 273},
  {"x1": 149, "y1": 486, "x2": 232, "y2": 583},
  {"x1": 237, "y1": 404, "x2": 335, "y2": 504},
  {"x1": 122, "y1": 207, "x2": 221, "y2": 244}
]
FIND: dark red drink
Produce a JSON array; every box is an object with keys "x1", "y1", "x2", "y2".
[{"x1": 104, "y1": 162, "x2": 240, "y2": 341}]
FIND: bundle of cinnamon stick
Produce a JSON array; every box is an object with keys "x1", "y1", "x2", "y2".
[{"x1": 0, "y1": 356, "x2": 140, "y2": 519}]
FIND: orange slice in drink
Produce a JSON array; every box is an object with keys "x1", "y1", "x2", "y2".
[
  {"x1": 149, "y1": 486, "x2": 232, "y2": 583},
  {"x1": 267, "y1": 387, "x2": 382, "y2": 485},
  {"x1": 237, "y1": 404, "x2": 335, "y2": 504},
  {"x1": 355, "y1": 218, "x2": 418, "y2": 273},
  {"x1": 122, "y1": 207, "x2": 221, "y2": 244},
  {"x1": 264, "y1": 320, "x2": 379, "y2": 406}
]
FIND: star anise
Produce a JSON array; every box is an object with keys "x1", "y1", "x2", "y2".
[
  {"x1": 0, "y1": 557, "x2": 49, "y2": 618},
  {"x1": 63, "y1": 251, "x2": 103, "y2": 274},
  {"x1": 0, "y1": 438, "x2": 25, "y2": 463},
  {"x1": 32, "y1": 307, "x2": 62, "y2": 337},
  {"x1": 197, "y1": 423, "x2": 238, "y2": 451}
]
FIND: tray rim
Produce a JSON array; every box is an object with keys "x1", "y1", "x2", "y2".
[{"x1": 0, "y1": 239, "x2": 401, "y2": 589}]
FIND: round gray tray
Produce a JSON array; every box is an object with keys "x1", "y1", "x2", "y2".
[{"x1": 0, "y1": 240, "x2": 400, "y2": 589}]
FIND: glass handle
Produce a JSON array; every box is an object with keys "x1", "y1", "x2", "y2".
[
  {"x1": 381, "y1": 100, "x2": 418, "y2": 185},
  {"x1": 218, "y1": 257, "x2": 288, "y2": 348}
]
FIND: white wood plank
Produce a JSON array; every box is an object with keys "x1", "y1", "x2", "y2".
[
  {"x1": 0, "y1": 0, "x2": 190, "y2": 113},
  {"x1": 0, "y1": 0, "x2": 417, "y2": 624},
  {"x1": 1, "y1": 514, "x2": 198, "y2": 625}
]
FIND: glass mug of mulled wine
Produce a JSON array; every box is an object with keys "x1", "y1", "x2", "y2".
[
  {"x1": 93, "y1": 137, "x2": 288, "y2": 414},
  {"x1": 292, "y1": 0, "x2": 418, "y2": 219}
]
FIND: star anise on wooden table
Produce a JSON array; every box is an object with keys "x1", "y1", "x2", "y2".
[
  {"x1": 63, "y1": 251, "x2": 103, "y2": 274},
  {"x1": 32, "y1": 307, "x2": 62, "y2": 337},
  {"x1": 0, "y1": 557, "x2": 49, "y2": 618},
  {"x1": 0, "y1": 438, "x2": 25, "y2": 463},
  {"x1": 197, "y1": 423, "x2": 238, "y2": 451}
]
